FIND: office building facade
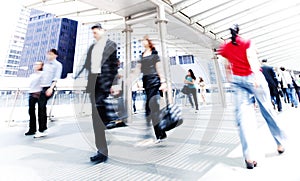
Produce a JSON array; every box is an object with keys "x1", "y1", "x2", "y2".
[
  {"x1": 18, "y1": 9, "x2": 78, "y2": 78},
  {"x1": 2, "y1": 7, "x2": 31, "y2": 77}
]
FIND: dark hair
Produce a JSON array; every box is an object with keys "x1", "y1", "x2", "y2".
[
  {"x1": 199, "y1": 77, "x2": 204, "y2": 82},
  {"x1": 35, "y1": 61, "x2": 44, "y2": 71},
  {"x1": 187, "y1": 69, "x2": 196, "y2": 80},
  {"x1": 49, "y1": 48, "x2": 58, "y2": 56},
  {"x1": 262, "y1": 59, "x2": 267, "y2": 63},
  {"x1": 91, "y1": 23, "x2": 102, "y2": 30},
  {"x1": 280, "y1": 67, "x2": 285, "y2": 71},
  {"x1": 230, "y1": 24, "x2": 239, "y2": 46}
]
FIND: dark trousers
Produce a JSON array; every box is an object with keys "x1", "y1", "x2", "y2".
[
  {"x1": 28, "y1": 93, "x2": 39, "y2": 132},
  {"x1": 296, "y1": 87, "x2": 300, "y2": 102},
  {"x1": 88, "y1": 74, "x2": 116, "y2": 156},
  {"x1": 187, "y1": 87, "x2": 199, "y2": 109},
  {"x1": 37, "y1": 87, "x2": 52, "y2": 132},
  {"x1": 270, "y1": 86, "x2": 282, "y2": 111},
  {"x1": 132, "y1": 91, "x2": 137, "y2": 112},
  {"x1": 145, "y1": 86, "x2": 166, "y2": 139}
]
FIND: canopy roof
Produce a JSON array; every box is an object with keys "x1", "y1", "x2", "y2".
[{"x1": 21, "y1": 0, "x2": 300, "y2": 70}]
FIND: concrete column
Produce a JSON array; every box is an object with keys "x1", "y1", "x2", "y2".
[
  {"x1": 122, "y1": 24, "x2": 133, "y2": 122},
  {"x1": 212, "y1": 52, "x2": 226, "y2": 107},
  {"x1": 156, "y1": 4, "x2": 173, "y2": 104}
]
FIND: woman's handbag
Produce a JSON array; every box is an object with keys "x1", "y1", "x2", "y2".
[
  {"x1": 158, "y1": 104, "x2": 183, "y2": 131},
  {"x1": 158, "y1": 92, "x2": 183, "y2": 132},
  {"x1": 181, "y1": 85, "x2": 189, "y2": 94}
]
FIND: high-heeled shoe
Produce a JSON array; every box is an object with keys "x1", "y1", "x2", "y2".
[
  {"x1": 277, "y1": 146, "x2": 285, "y2": 154},
  {"x1": 245, "y1": 160, "x2": 257, "y2": 169},
  {"x1": 277, "y1": 148, "x2": 285, "y2": 154}
]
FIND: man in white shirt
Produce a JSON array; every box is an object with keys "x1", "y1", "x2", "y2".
[
  {"x1": 34, "y1": 49, "x2": 62, "y2": 138},
  {"x1": 280, "y1": 67, "x2": 298, "y2": 108}
]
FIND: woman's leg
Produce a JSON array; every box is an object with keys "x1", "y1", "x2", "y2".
[
  {"x1": 187, "y1": 93, "x2": 194, "y2": 108},
  {"x1": 231, "y1": 74, "x2": 259, "y2": 163},
  {"x1": 28, "y1": 94, "x2": 38, "y2": 133},
  {"x1": 252, "y1": 74, "x2": 285, "y2": 147},
  {"x1": 146, "y1": 86, "x2": 166, "y2": 140},
  {"x1": 191, "y1": 88, "x2": 199, "y2": 110}
]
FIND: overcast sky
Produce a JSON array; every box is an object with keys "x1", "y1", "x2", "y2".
[{"x1": 0, "y1": 0, "x2": 21, "y2": 66}]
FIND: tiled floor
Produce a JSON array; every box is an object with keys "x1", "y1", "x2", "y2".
[{"x1": 0, "y1": 102, "x2": 299, "y2": 180}]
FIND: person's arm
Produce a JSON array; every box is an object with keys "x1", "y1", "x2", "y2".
[
  {"x1": 246, "y1": 41, "x2": 261, "y2": 87},
  {"x1": 155, "y1": 61, "x2": 168, "y2": 91},
  {"x1": 46, "y1": 63, "x2": 62, "y2": 97},
  {"x1": 224, "y1": 59, "x2": 232, "y2": 82},
  {"x1": 184, "y1": 78, "x2": 195, "y2": 84}
]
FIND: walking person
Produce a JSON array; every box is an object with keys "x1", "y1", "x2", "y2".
[
  {"x1": 25, "y1": 61, "x2": 44, "y2": 136},
  {"x1": 132, "y1": 80, "x2": 142, "y2": 114},
  {"x1": 261, "y1": 59, "x2": 282, "y2": 112},
  {"x1": 184, "y1": 69, "x2": 199, "y2": 111},
  {"x1": 34, "y1": 49, "x2": 62, "y2": 138},
  {"x1": 75, "y1": 23, "x2": 120, "y2": 163},
  {"x1": 131, "y1": 35, "x2": 167, "y2": 143},
  {"x1": 295, "y1": 75, "x2": 300, "y2": 102},
  {"x1": 278, "y1": 71, "x2": 290, "y2": 104},
  {"x1": 280, "y1": 67, "x2": 298, "y2": 108},
  {"x1": 218, "y1": 24, "x2": 286, "y2": 169},
  {"x1": 198, "y1": 77, "x2": 206, "y2": 105}
]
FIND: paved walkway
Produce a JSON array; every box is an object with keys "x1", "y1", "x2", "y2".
[{"x1": 0, "y1": 102, "x2": 299, "y2": 181}]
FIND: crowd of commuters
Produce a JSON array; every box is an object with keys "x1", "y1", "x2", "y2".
[{"x1": 23, "y1": 22, "x2": 299, "y2": 169}]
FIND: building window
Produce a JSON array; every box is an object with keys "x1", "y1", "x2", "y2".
[
  {"x1": 179, "y1": 55, "x2": 194, "y2": 64},
  {"x1": 170, "y1": 56, "x2": 176, "y2": 65}
]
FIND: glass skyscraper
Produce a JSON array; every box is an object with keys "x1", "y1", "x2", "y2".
[
  {"x1": 18, "y1": 9, "x2": 78, "y2": 78},
  {"x1": 2, "y1": 7, "x2": 30, "y2": 77}
]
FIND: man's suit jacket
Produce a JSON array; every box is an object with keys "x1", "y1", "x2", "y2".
[
  {"x1": 76, "y1": 39, "x2": 119, "y2": 93},
  {"x1": 261, "y1": 65, "x2": 278, "y2": 89}
]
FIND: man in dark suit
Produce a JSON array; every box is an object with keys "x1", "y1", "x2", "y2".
[
  {"x1": 75, "y1": 23, "x2": 119, "y2": 163},
  {"x1": 261, "y1": 59, "x2": 282, "y2": 112}
]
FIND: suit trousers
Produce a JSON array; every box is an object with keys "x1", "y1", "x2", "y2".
[
  {"x1": 269, "y1": 86, "x2": 282, "y2": 111},
  {"x1": 88, "y1": 73, "x2": 113, "y2": 155}
]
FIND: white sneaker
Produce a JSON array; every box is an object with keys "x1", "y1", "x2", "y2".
[
  {"x1": 34, "y1": 131, "x2": 48, "y2": 138},
  {"x1": 154, "y1": 137, "x2": 167, "y2": 144}
]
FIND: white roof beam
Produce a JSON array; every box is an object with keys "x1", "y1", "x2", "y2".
[
  {"x1": 172, "y1": 0, "x2": 200, "y2": 13},
  {"x1": 203, "y1": 0, "x2": 272, "y2": 29},
  {"x1": 214, "y1": 1, "x2": 300, "y2": 36},
  {"x1": 190, "y1": 0, "x2": 242, "y2": 25}
]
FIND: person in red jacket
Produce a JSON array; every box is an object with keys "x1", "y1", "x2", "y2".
[{"x1": 218, "y1": 24, "x2": 285, "y2": 169}]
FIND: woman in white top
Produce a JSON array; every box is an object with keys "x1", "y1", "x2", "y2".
[
  {"x1": 198, "y1": 77, "x2": 206, "y2": 104},
  {"x1": 25, "y1": 61, "x2": 43, "y2": 136}
]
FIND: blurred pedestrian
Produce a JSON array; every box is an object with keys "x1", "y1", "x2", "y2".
[
  {"x1": 131, "y1": 35, "x2": 167, "y2": 143},
  {"x1": 25, "y1": 61, "x2": 44, "y2": 136},
  {"x1": 218, "y1": 24, "x2": 285, "y2": 169},
  {"x1": 261, "y1": 59, "x2": 282, "y2": 112},
  {"x1": 75, "y1": 23, "x2": 119, "y2": 163},
  {"x1": 184, "y1": 69, "x2": 199, "y2": 111},
  {"x1": 34, "y1": 49, "x2": 62, "y2": 138},
  {"x1": 295, "y1": 75, "x2": 300, "y2": 102},
  {"x1": 280, "y1": 67, "x2": 298, "y2": 108},
  {"x1": 198, "y1": 77, "x2": 206, "y2": 105}
]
